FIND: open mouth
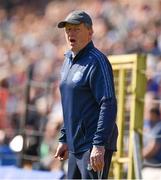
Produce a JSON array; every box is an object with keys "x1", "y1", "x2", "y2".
[{"x1": 70, "y1": 39, "x2": 76, "y2": 44}]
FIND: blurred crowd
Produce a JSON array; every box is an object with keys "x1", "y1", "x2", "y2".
[{"x1": 0, "y1": 0, "x2": 161, "y2": 174}]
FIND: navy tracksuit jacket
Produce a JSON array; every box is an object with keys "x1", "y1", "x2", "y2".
[{"x1": 59, "y1": 41, "x2": 118, "y2": 154}]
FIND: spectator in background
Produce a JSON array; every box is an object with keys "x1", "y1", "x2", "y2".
[
  {"x1": 146, "y1": 55, "x2": 160, "y2": 97},
  {"x1": 0, "y1": 76, "x2": 18, "y2": 168},
  {"x1": 0, "y1": 78, "x2": 9, "y2": 129},
  {"x1": 142, "y1": 107, "x2": 161, "y2": 179},
  {"x1": 34, "y1": 119, "x2": 62, "y2": 171}
]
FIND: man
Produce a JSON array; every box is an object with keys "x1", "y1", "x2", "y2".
[
  {"x1": 142, "y1": 107, "x2": 161, "y2": 179},
  {"x1": 55, "y1": 10, "x2": 118, "y2": 179}
]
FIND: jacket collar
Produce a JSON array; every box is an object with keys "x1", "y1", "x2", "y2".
[{"x1": 64, "y1": 41, "x2": 94, "y2": 62}]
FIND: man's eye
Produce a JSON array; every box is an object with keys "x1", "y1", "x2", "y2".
[{"x1": 66, "y1": 29, "x2": 70, "y2": 32}]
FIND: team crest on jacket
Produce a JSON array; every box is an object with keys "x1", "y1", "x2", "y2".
[{"x1": 72, "y1": 71, "x2": 83, "y2": 83}]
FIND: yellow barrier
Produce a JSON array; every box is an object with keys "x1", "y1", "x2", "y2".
[{"x1": 109, "y1": 54, "x2": 147, "y2": 179}]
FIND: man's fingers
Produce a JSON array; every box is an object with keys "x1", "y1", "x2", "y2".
[
  {"x1": 54, "y1": 148, "x2": 63, "y2": 159},
  {"x1": 90, "y1": 146, "x2": 105, "y2": 171},
  {"x1": 96, "y1": 157, "x2": 104, "y2": 171},
  {"x1": 59, "y1": 151, "x2": 68, "y2": 161},
  {"x1": 54, "y1": 149, "x2": 59, "y2": 158},
  {"x1": 90, "y1": 158, "x2": 97, "y2": 172},
  {"x1": 90, "y1": 155, "x2": 104, "y2": 171},
  {"x1": 55, "y1": 143, "x2": 68, "y2": 161},
  {"x1": 63, "y1": 150, "x2": 68, "y2": 160}
]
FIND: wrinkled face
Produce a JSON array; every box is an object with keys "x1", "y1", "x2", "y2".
[{"x1": 65, "y1": 23, "x2": 93, "y2": 53}]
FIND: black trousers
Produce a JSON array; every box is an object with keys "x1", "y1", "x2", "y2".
[{"x1": 67, "y1": 148, "x2": 113, "y2": 179}]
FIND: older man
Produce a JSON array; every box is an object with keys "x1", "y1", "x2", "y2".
[{"x1": 55, "y1": 10, "x2": 118, "y2": 179}]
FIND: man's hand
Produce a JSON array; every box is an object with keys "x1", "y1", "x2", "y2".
[
  {"x1": 90, "y1": 146, "x2": 105, "y2": 172},
  {"x1": 55, "y1": 142, "x2": 68, "y2": 161}
]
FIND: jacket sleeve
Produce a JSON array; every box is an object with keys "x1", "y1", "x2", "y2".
[
  {"x1": 89, "y1": 57, "x2": 117, "y2": 146},
  {"x1": 59, "y1": 124, "x2": 67, "y2": 143}
]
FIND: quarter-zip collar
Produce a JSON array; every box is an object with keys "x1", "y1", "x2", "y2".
[{"x1": 64, "y1": 41, "x2": 94, "y2": 62}]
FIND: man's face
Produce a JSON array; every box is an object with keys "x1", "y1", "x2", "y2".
[{"x1": 65, "y1": 23, "x2": 93, "y2": 53}]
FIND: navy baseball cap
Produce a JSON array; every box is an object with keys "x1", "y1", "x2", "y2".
[{"x1": 57, "y1": 10, "x2": 93, "y2": 28}]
